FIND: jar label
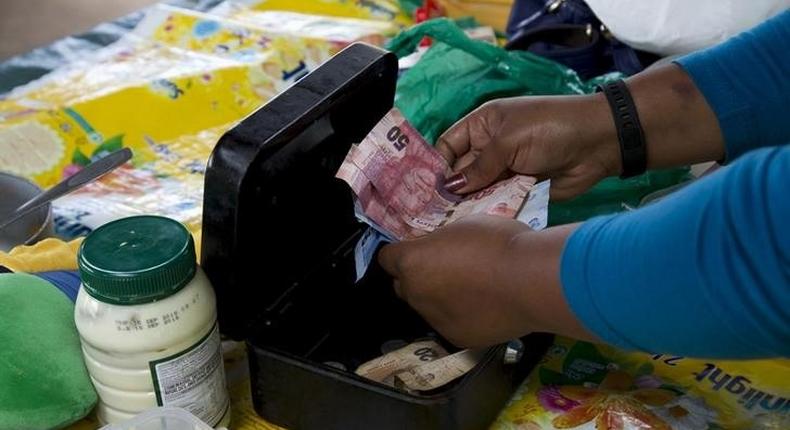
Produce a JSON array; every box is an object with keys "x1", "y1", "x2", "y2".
[{"x1": 149, "y1": 322, "x2": 229, "y2": 426}]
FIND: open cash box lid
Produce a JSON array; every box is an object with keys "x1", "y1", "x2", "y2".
[{"x1": 202, "y1": 43, "x2": 397, "y2": 340}]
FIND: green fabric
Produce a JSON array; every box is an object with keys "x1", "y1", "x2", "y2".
[
  {"x1": 0, "y1": 273, "x2": 96, "y2": 430},
  {"x1": 397, "y1": 0, "x2": 422, "y2": 16},
  {"x1": 390, "y1": 19, "x2": 691, "y2": 222}
]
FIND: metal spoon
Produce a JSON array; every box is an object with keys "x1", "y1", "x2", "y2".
[{"x1": 0, "y1": 147, "x2": 133, "y2": 232}]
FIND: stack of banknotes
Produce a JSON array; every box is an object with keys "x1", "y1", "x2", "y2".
[{"x1": 355, "y1": 339, "x2": 484, "y2": 392}]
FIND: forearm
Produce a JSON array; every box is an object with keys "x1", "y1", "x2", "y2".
[
  {"x1": 582, "y1": 64, "x2": 726, "y2": 176},
  {"x1": 625, "y1": 64, "x2": 725, "y2": 169},
  {"x1": 502, "y1": 223, "x2": 597, "y2": 342}
]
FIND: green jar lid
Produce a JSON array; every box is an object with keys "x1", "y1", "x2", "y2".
[{"x1": 78, "y1": 215, "x2": 197, "y2": 305}]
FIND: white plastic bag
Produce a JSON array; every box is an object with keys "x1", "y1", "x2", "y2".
[{"x1": 586, "y1": 0, "x2": 789, "y2": 55}]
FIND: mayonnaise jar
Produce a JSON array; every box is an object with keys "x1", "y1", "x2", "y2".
[{"x1": 74, "y1": 215, "x2": 230, "y2": 427}]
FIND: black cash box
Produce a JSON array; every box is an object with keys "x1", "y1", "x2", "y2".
[{"x1": 201, "y1": 43, "x2": 550, "y2": 430}]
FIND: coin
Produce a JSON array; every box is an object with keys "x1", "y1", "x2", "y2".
[{"x1": 380, "y1": 339, "x2": 408, "y2": 355}]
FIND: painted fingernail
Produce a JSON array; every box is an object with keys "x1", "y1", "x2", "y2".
[{"x1": 444, "y1": 173, "x2": 467, "y2": 192}]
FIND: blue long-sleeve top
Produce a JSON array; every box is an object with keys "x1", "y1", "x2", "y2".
[{"x1": 560, "y1": 10, "x2": 790, "y2": 359}]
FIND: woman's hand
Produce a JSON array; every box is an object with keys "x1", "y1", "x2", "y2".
[
  {"x1": 438, "y1": 64, "x2": 725, "y2": 201},
  {"x1": 438, "y1": 94, "x2": 620, "y2": 201},
  {"x1": 378, "y1": 215, "x2": 595, "y2": 348}
]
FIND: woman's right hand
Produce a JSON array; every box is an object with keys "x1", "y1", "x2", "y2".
[
  {"x1": 437, "y1": 94, "x2": 621, "y2": 201},
  {"x1": 437, "y1": 64, "x2": 726, "y2": 200}
]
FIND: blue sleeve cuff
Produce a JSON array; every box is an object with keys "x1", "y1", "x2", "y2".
[{"x1": 559, "y1": 215, "x2": 640, "y2": 351}]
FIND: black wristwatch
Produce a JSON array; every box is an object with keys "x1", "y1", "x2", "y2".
[{"x1": 597, "y1": 79, "x2": 647, "y2": 178}]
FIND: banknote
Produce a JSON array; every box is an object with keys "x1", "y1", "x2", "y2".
[
  {"x1": 336, "y1": 107, "x2": 536, "y2": 241},
  {"x1": 516, "y1": 179, "x2": 550, "y2": 230},
  {"x1": 353, "y1": 226, "x2": 389, "y2": 281},
  {"x1": 355, "y1": 340, "x2": 448, "y2": 387},
  {"x1": 355, "y1": 339, "x2": 485, "y2": 392},
  {"x1": 394, "y1": 349, "x2": 484, "y2": 392},
  {"x1": 352, "y1": 180, "x2": 551, "y2": 281}
]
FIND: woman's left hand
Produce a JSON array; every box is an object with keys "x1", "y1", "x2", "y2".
[{"x1": 378, "y1": 215, "x2": 594, "y2": 348}]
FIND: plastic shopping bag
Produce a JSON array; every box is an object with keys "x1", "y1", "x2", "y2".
[{"x1": 390, "y1": 19, "x2": 690, "y2": 222}]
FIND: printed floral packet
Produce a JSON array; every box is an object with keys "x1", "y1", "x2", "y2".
[{"x1": 493, "y1": 337, "x2": 789, "y2": 429}]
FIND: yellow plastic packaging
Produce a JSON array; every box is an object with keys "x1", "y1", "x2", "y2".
[
  {"x1": 494, "y1": 337, "x2": 790, "y2": 429},
  {"x1": 50, "y1": 124, "x2": 228, "y2": 237},
  {"x1": 0, "y1": 39, "x2": 279, "y2": 188},
  {"x1": 222, "y1": 9, "x2": 398, "y2": 46},
  {"x1": 436, "y1": 0, "x2": 515, "y2": 32},
  {"x1": 0, "y1": 4, "x2": 394, "y2": 236}
]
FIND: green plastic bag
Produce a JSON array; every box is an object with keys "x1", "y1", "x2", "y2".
[
  {"x1": 389, "y1": 18, "x2": 598, "y2": 143},
  {"x1": 389, "y1": 19, "x2": 691, "y2": 223},
  {"x1": 547, "y1": 170, "x2": 691, "y2": 225}
]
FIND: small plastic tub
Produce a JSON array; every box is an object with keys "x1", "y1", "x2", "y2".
[{"x1": 99, "y1": 407, "x2": 223, "y2": 430}]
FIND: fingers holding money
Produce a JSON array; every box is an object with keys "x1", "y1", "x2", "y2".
[
  {"x1": 437, "y1": 103, "x2": 513, "y2": 195},
  {"x1": 436, "y1": 95, "x2": 626, "y2": 202},
  {"x1": 436, "y1": 102, "x2": 498, "y2": 167},
  {"x1": 435, "y1": 112, "x2": 473, "y2": 166},
  {"x1": 445, "y1": 147, "x2": 510, "y2": 194}
]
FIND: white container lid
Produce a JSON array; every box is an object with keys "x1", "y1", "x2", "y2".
[{"x1": 99, "y1": 407, "x2": 223, "y2": 430}]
